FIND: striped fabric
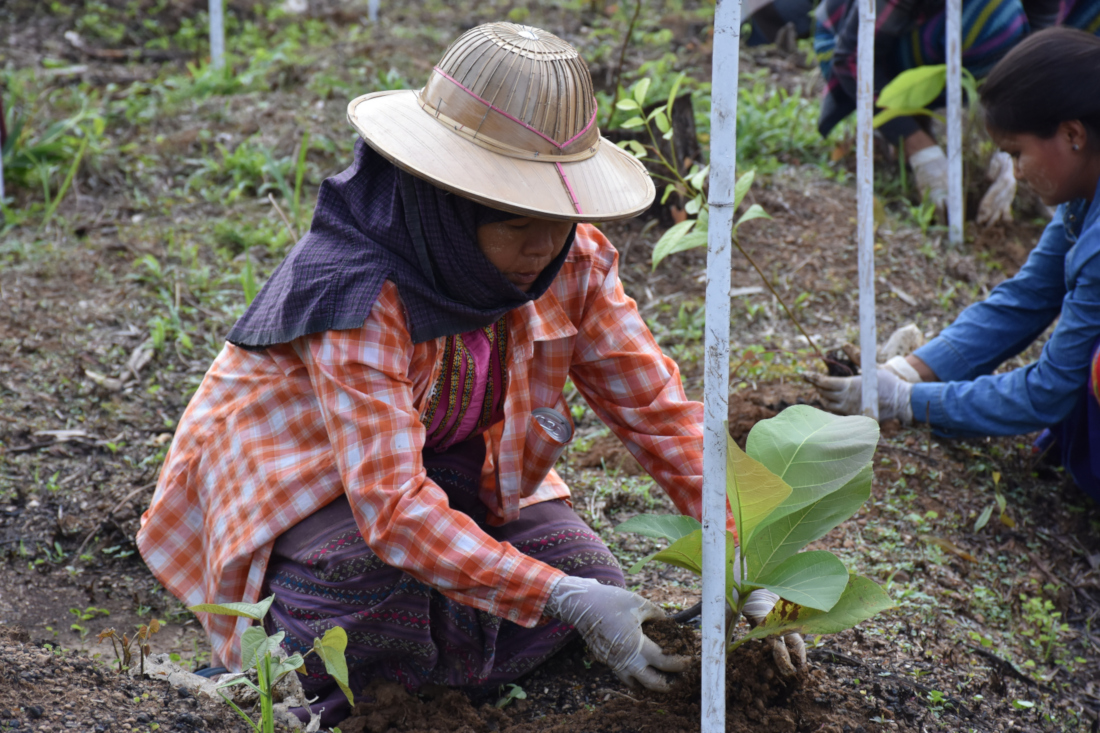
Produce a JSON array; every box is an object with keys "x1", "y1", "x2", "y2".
[
  {"x1": 136, "y1": 225, "x2": 713, "y2": 671},
  {"x1": 896, "y1": 0, "x2": 1030, "y2": 76},
  {"x1": 1063, "y1": 0, "x2": 1100, "y2": 34},
  {"x1": 814, "y1": 0, "x2": 1100, "y2": 138}
]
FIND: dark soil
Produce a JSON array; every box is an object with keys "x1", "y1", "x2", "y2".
[
  {"x1": 338, "y1": 621, "x2": 876, "y2": 733},
  {"x1": 0, "y1": 624, "x2": 252, "y2": 733}
]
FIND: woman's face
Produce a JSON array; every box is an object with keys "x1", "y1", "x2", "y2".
[
  {"x1": 476, "y1": 217, "x2": 573, "y2": 292},
  {"x1": 988, "y1": 121, "x2": 1097, "y2": 206}
]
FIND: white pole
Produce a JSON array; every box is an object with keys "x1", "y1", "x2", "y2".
[
  {"x1": 209, "y1": 0, "x2": 225, "y2": 70},
  {"x1": 946, "y1": 0, "x2": 964, "y2": 246},
  {"x1": 857, "y1": 0, "x2": 878, "y2": 417},
  {"x1": 368, "y1": 0, "x2": 380, "y2": 23},
  {"x1": 702, "y1": 0, "x2": 741, "y2": 729}
]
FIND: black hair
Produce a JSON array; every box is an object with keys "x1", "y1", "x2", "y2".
[{"x1": 981, "y1": 28, "x2": 1100, "y2": 147}]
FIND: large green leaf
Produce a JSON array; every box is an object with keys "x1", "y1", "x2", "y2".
[
  {"x1": 651, "y1": 219, "x2": 697, "y2": 269},
  {"x1": 616, "y1": 514, "x2": 701, "y2": 542},
  {"x1": 730, "y1": 575, "x2": 894, "y2": 650},
  {"x1": 726, "y1": 431, "x2": 792, "y2": 548},
  {"x1": 746, "y1": 464, "x2": 872, "y2": 578},
  {"x1": 240, "y1": 627, "x2": 284, "y2": 672},
  {"x1": 746, "y1": 406, "x2": 878, "y2": 522},
  {"x1": 314, "y1": 627, "x2": 355, "y2": 706},
  {"x1": 754, "y1": 550, "x2": 849, "y2": 611},
  {"x1": 188, "y1": 595, "x2": 275, "y2": 621},
  {"x1": 651, "y1": 529, "x2": 703, "y2": 575},
  {"x1": 877, "y1": 65, "x2": 946, "y2": 111},
  {"x1": 653, "y1": 229, "x2": 708, "y2": 269}
]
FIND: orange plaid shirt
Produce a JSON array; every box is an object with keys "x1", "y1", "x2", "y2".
[{"x1": 137, "y1": 225, "x2": 706, "y2": 670}]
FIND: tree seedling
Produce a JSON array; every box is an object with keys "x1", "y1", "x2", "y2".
[
  {"x1": 188, "y1": 595, "x2": 354, "y2": 733},
  {"x1": 97, "y1": 619, "x2": 163, "y2": 675},
  {"x1": 618, "y1": 406, "x2": 894, "y2": 665}
]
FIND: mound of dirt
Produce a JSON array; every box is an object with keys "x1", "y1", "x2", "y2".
[
  {"x1": 728, "y1": 383, "x2": 809, "y2": 447},
  {"x1": 574, "y1": 433, "x2": 646, "y2": 476}
]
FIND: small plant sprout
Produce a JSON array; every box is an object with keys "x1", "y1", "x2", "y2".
[
  {"x1": 618, "y1": 406, "x2": 894, "y2": 669},
  {"x1": 188, "y1": 595, "x2": 353, "y2": 733},
  {"x1": 974, "y1": 471, "x2": 1015, "y2": 532},
  {"x1": 97, "y1": 619, "x2": 163, "y2": 675},
  {"x1": 495, "y1": 683, "x2": 527, "y2": 709}
]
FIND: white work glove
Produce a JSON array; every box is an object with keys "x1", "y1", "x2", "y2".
[
  {"x1": 909, "y1": 145, "x2": 948, "y2": 213},
  {"x1": 804, "y1": 366, "x2": 915, "y2": 423},
  {"x1": 546, "y1": 576, "x2": 690, "y2": 691},
  {"x1": 976, "y1": 151, "x2": 1016, "y2": 227},
  {"x1": 735, "y1": 587, "x2": 807, "y2": 677}
]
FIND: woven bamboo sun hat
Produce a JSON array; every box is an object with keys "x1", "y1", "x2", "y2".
[{"x1": 347, "y1": 22, "x2": 655, "y2": 222}]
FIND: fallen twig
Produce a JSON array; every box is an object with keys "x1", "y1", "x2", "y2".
[
  {"x1": 876, "y1": 440, "x2": 940, "y2": 465},
  {"x1": 807, "y1": 648, "x2": 864, "y2": 668},
  {"x1": 268, "y1": 193, "x2": 299, "y2": 241},
  {"x1": 965, "y1": 644, "x2": 1054, "y2": 693},
  {"x1": 809, "y1": 646, "x2": 977, "y2": 720},
  {"x1": 597, "y1": 688, "x2": 652, "y2": 705},
  {"x1": 75, "y1": 482, "x2": 157, "y2": 557},
  {"x1": 64, "y1": 31, "x2": 191, "y2": 62}
]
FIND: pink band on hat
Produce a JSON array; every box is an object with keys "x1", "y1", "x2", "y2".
[
  {"x1": 559, "y1": 106, "x2": 598, "y2": 149},
  {"x1": 555, "y1": 162, "x2": 584, "y2": 214},
  {"x1": 432, "y1": 66, "x2": 597, "y2": 151}
]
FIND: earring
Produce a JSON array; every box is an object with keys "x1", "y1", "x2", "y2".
[{"x1": 1073, "y1": 144, "x2": 1080, "y2": 151}]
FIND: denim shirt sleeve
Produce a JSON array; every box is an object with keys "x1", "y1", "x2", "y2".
[{"x1": 910, "y1": 202, "x2": 1100, "y2": 436}]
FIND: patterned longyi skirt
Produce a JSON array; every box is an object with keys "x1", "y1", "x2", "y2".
[{"x1": 260, "y1": 436, "x2": 624, "y2": 725}]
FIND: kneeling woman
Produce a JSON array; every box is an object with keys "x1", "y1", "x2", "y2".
[
  {"x1": 811, "y1": 29, "x2": 1100, "y2": 501},
  {"x1": 137, "y1": 22, "x2": 768, "y2": 725}
]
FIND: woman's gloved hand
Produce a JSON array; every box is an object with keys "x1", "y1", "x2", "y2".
[
  {"x1": 546, "y1": 576, "x2": 690, "y2": 691},
  {"x1": 804, "y1": 367, "x2": 915, "y2": 423},
  {"x1": 909, "y1": 145, "x2": 949, "y2": 213},
  {"x1": 977, "y1": 151, "x2": 1016, "y2": 227}
]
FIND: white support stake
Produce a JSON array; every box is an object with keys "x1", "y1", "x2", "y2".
[
  {"x1": 857, "y1": 0, "x2": 878, "y2": 417},
  {"x1": 209, "y1": 0, "x2": 225, "y2": 70},
  {"x1": 946, "y1": 0, "x2": 964, "y2": 246},
  {"x1": 368, "y1": 0, "x2": 380, "y2": 23},
  {"x1": 702, "y1": 0, "x2": 741, "y2": 730}
]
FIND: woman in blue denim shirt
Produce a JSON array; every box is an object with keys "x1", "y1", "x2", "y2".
[{"x1": 810, "y1": 28, "x2": 1100, "y2": 501}]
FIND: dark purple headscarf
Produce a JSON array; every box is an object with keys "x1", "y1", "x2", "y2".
[{"x1": 227, "y1": 140, "x2": 575, "y2": 348}]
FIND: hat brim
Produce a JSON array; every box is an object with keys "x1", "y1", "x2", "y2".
[{"x1": 348, "y1": 91, "x2": 655, "y2": 222}]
